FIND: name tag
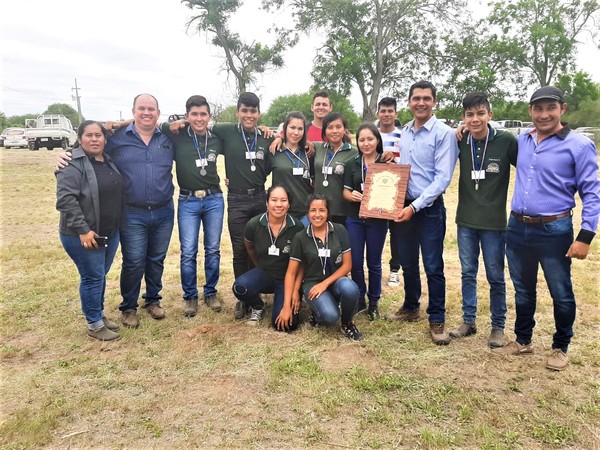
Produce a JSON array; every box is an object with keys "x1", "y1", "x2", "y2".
[
  {"x1": 246, "y1": 151, "x2": 256, "y2": 159},
  {"x1": 318, "y1": 248, "x2": 330, "y2": 258},
  {"x1": 195, "y1": 158, "x2": 208, "y2": 167},
  {"x1": 292, "y1": 167, "x2": 304, "y2": 176},
  {"x1": 268, "y1": 245, "x2": 280, "y2": 256},
  {"x1": 322, "y1": 166, "x2": 333, "y2": 175},
  {"x1": 471, "y1": 170, "x2": 486, "y2": 180}
]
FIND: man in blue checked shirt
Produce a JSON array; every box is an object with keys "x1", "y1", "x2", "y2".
[{"x1": 493, "y1": 86, "x2": 600, "y2": 371}]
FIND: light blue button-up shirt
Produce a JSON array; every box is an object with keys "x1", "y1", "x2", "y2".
[{"x1": 399, "y1": 115, "x2": 459, "y2": 211}]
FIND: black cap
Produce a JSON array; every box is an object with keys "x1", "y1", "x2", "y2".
[{"x1": 529, "y1": 86, "x2": 565, "y2": 104}]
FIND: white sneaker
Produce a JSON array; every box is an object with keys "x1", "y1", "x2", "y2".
[
  {"x1": 388, "y1": 270, "x2": 400, "y2": 287},
  {"x1": 247, "y1": 307, "x2": 264, "y2": 326}
]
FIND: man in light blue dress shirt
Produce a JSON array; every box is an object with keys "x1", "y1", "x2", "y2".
[
  {"x1": 493, "y1": 86, "x2": 600, "y2": 371},
  {"x1": 386, "y1": 81, "x2": 459, "y2": 345}
]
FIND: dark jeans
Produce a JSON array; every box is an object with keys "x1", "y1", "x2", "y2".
[
  {"x1": 390, "y1": 198, "x2": 447, "y2": 323},
  {"x1": 506, "y1": 215, "x2": 575, "y2": 352},
  {"x1": 232, "y1": 267, "x2": 298, "y2": 330},
  {"x1": 388, "y1": 220, "x2": 400, "y2": 272},
  {"x1": 227, "y1": 192, "x2": 267, "y2": 279},
  {"x1": 60, "y1": 230, "x2": 120, "y2": 328},
  {"x1": 345, "y1": 216, "x2": 388, "y2": 305},
  {"x1": 304, "y1": 277, "x2": 360, "y2": 325},
  {"x1": 119, "y1": 201, "x2": 175, "y2": 311}
]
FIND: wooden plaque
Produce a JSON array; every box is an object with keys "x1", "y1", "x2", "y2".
[{"x1": 359, "y1": 164, "x2": 411, "y2": 220}]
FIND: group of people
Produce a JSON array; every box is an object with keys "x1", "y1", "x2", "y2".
[{"x1": 55, "y1": 82, "x2": 600, "y2": 372}]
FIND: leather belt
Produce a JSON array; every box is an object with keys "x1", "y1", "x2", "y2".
[
  {"x1": 180, "y1": 188, "x2": 221, "y2": 198},
  {"x1": 228, "y1": 186, "x2": 265, "y2": 196},
  {"x1": 126, "y1": 199, "x2": 171, "y2": 210},
  {"x1": 511, "y1": 211, "x2": 571, "y2": 224}
]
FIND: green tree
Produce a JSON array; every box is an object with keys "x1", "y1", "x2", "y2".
[
  {"x1": 182, "y1": 0, "x2": 290, "y2": 95},
  {"x1": 43, "y1": 103, "x2": 81, "y2": 127},
  {"x1": 564, "y1": 99, "x2": 600, "y2": 128},
  {"x1": 266, "y1": 0, "x2": 467, "y2": 121},
  {"x1": 213, "y1": 105, "x2": 238, "y2": 123},
  {"x1": 488, "y1": 0, "x2": 600, "y2": 87},
  {"x1": 556, "y1": 71, "x2": 600, "y2": 111}
]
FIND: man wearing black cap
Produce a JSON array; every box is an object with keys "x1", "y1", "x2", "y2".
[{"x1": 493, "y1": 86, "x2": 600, "y2": 371}]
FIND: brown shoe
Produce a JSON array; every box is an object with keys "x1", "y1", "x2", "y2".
[
  {"x1": 386, "y1": 308, "x2": 421, "y2": 322},
  {"x1": 146, "y1": 303, "x2": 165, "y2": 320},
  {"x1": 546, "y1": 349, "x2": 568, "y2": 371},
  {"x1": 449, "y1": 322, "x2": 477, "y2": 339},
  {"x1": 121, "y1": 310, "x2": 139, "y2": 328},
  {"x1": 87, "y1": 326, "x2": 121, "y2": 341},
  {"x1": 183, "y1": 298, "x2": 198, "y2": 317},
  {"x1": 102, "y1": 315, "x2": 119, "y2": 331},
  {"x1": 430, "y1": 323, "x2": 450, "y2": 345},
  {"x1": 492, "y1": 340, "x2": 534, "y2": 356},
  {"x1": 488, "y1": 328, "x2": 505, "y2": 349},
  {"x1": 204, "y1": 295, "x2": 222, "y2": 312}
]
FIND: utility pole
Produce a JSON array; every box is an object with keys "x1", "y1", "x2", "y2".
[{"x1": 72, "y1": 78, "x2": 83, "y2": 125}]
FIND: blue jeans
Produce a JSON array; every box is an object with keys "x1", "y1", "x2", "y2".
[
  {"x1": 119, "y1": 201, "x2": 174, "y2": 311},
  {"x1": 506, "y1": 215, "x2": 575, "y2": 352},
  {"x1": 232, "y1": 268, "x2": 298, "y2": 330},
  {"x1": 178, "y1": 193, "x2": 224, "y2": 300},
  {"x1": 60, "y1": 231, "x2": 120, "y2": 329},
  {"x1": 345, "y1": 216, "x2": 388, "y2": 306},
  {"x1": 304, "y1": 277, "x2": 359, "y2": 325},
  {"x1": 391, "y1": 198, "x2": 447, "y2": 323},
  {"x1": 388, "y1": 220, "x2": 400, "y2": 272},
  {"x1": 457, "y1": 225, "x2": 507, "y2": 329}
]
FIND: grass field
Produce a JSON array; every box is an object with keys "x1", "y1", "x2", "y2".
[{"x1": 1, "y1": 148, "x2": 599, "y2": 449}]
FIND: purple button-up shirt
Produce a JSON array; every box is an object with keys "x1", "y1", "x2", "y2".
[{"x1": 511, "y1": 125, "x2": 600, "y2": 234}]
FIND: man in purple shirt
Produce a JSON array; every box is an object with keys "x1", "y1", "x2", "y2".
[{"x1": 494, "y1": 86, "x2": 600, "y2": 371}]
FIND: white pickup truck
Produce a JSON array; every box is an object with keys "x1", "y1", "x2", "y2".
[{"x1": 25, "y1": 114, "x2": 77, "y2": 150}]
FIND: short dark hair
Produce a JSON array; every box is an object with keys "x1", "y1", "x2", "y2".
[
  {"x1": 267, "y1": 184, "x2": 293, "y2": 208},
  {"x1": 408, "y1": 81, "x2": 436, "y2": 100},
  {"x1": 321, "y1": 112, "x2": 349, "y2": 142},
  {"x1": 312, "y1": 91, "x2": 330, "y2": 102},
  {"x1": 283, "y1": 111, "x2": 307, "y2": 152},
  {"x1": 307, "y1": 193, "x2": 330, "y2": 219},
  {"x1": 355, "y1": 123, "x2": 383, "y2": 154},
  {"x1": 133, "y1": 93, "x2": 159, "y2": 109},
  {"x1": 74, "y1": 120, "x2": 109, "y2": 149},
  {"x1": 237, "y1": 92, "x2": 260, "y2": 111},
  {"x1": 378, "y1": 97, "x2": 397, "y2": 111},
  {"x1": 462, "y1": 91, "x2": 491, "y2": 112},
  {"x1": 185, "y1": 95, "x2": 211, "y2": 114}
]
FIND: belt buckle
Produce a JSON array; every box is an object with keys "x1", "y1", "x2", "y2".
[
  {"x1": 521, "y1": 215, "x2": 532, "y2": 223},
  {"x1": 194, "y1": 190, "x2": 207, "y2": 198}
]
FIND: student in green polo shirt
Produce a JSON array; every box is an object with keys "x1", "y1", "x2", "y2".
[
  {"x1": 449, "y1": 91, "x2": 517, "y2": 348},
  {"x1": 232, "y1": 185, "x2": 305, "y2": 328},
  {"x1": 343, "y1": 123, "x2": 389, "y2": 321},
  {"x1": 276, "y1": 194, "x2": 363, "y2": 340},
  {"x1": 270, "y1": 111, "x2": 313, "y2": 225}
]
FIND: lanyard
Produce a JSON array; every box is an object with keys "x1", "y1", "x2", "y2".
[
  {"x1": 240, "y1": 126, "x2": 258, "y2": 168},
  {"x1": 469, "y1": 131, "x2": 489, "y2": 190},
  {"x1": 322, "y1": 144, "x2": 342, "y2": 184},
  {"x1": 360, "y1": 154, "x2": 380, "y2": 188},
  {"x1": 284, "y1": 147, "x2": 309, "y2": 169},
  {"x1": 310, "y1": 222, "x2": 329, "y2": 276},
  {"x1": 189, "y1": 127, "x2": 208, "y2": 160},
  {"x1": 267, "y1": 214, "x2": 286, "y2": 247}
]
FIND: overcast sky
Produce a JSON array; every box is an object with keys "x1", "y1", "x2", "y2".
[{"x1": 2, "y1": 0, "x2": 599, "y2": 121}]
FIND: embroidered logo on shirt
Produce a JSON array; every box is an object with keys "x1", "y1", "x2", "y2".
[
  {"x1": 486, "y1": 163, "x2": 500, "y2": 173},
  {"x1": 207, "y1": 152, "x2": 217, "y2": 162},
  {"x1": 334, "y1": 164, "x2": 345, "y2": 175},
  {"x1": 335, "y1": 253, "x2": 342, "y2": 264},
  {"x1": 256, "y1": 149, "x2": 265, "y2": 160},
  {"x1": 283, "y1": 245, "x2": 290, "y2": 254}
]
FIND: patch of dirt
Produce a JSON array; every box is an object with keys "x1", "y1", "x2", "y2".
[{"x1": 320, "y1": 344, "x2": 381, "y2": 373}]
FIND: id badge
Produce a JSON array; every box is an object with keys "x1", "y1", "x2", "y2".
[
  {"x1": 268, "y1": 245, "x2": 280, "y2": 256},
  {"x1": 195, "y1": 158, "x2": 208, "y2": 167},
  {"x1": 471, "y1": 170, "x2": 486, "y2": 180},
  {"x1": 318, "y1": 248, "x2": 330, "y2": 258},
  {"x1": 293, "y1": 167, "x2": 304, "y2": 176},
  {"x1": 322, "y1": 166, "x2": 333, "y2": 175},
  {"x1": 246, "y1": 151, "x2": 256, "y2": 159}
]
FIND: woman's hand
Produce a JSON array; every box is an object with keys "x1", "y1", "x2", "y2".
[
  {"x1": 269, "y1": 137, "x2": 283, "y2": 154},
  {"x1": 350, "y1": 190, "x2": 363, "y2": 202},
  {"x1": 275, "y1": 306, "x2": 293, "y2": 331},
  {"x1": 79, "y1": 230, "x2": 98, "y2": 249},
  {"x1": 291, "y1": 289, "x2": 301, "y2": 314},
  {"x1": 308, "y1": 281, "x2": 328, "y2": 300}
]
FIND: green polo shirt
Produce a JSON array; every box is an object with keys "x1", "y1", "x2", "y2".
[
  {"x1": 211, "y1": 123, "x2": 273, "y2": 190},
  {"x1": 313, "y1": 142, "x2": 358, "y2": 216},
  {"x1": 244, "y1": 213, "x2": 305, "y2": 281},
  {"x1": 456, "y1": 127, "x2": 518, "y2": 230},
  {"x1": 343, "y1": 154, "x2": 385, "y2": 218},
  {"x1": 270, "y1": 148, "x2": 313, "y2": 216},
  {"x1": 160, "y1": 123, "x2": 222, "y2": 191},
  {"x1": 289, "y1": 222, "x2": 351, "y2": 288}
]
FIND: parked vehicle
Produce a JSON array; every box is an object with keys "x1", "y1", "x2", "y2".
[
  {"x1": 495, "y1": 120, "x2": 524, "y2": 135},
  {"x1": 0, "y1": 128, "x2": 8, "y2": 147},
  {"x1": 3, "y1": 128, "x2": 29, "y2": 149},
  {"x1": 574, "y1": 127, "x2": 600, "y2": 143},
  {"x1": 24, "y1": 114, "x2": 77, "y2": 151}
]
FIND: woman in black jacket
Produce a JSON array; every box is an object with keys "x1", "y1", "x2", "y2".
[{"x1": 56, "y1": 120, "x2": 124, "y2": 341}]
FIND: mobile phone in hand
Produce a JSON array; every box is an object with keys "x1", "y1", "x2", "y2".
[{"x1": 94, "y1": 236, "x2": 109, "y2": 247}]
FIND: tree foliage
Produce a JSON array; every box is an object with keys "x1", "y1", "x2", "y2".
[
  {"x1": 556, "y1": 71, "x2": 600, "y2": 111},
  {"x1": 182, "y1": 0, "x2": 290, "y2": 95},
  {"x1": 43, "y1": 103, "x2": 81, "y2": 127}
]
